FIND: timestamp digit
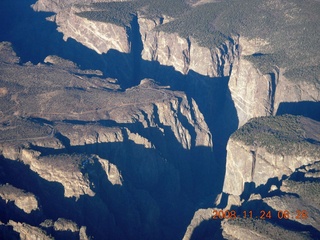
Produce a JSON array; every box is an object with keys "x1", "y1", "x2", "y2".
[
  {"x1": 296, "y1": 210, "x2": 308, "y2": 219},
  {"x1": 278, "y1": 210, "x2": 290, "y2": 219},
  {"x1": 212, "y1": 210, "x2": 218, "y2": 219},
  {"x1": 218, "y1": 210, "x2": 225, "y2": 219},
  {"x1": 260, "y1": 210, "x2": 271, "y2": 219},
  {"x1": 229, "y1": 210, "x2": 237, "y2": 219},
  {"x1": 243, "y1": 210, "x2": 253, "y2": 219}
]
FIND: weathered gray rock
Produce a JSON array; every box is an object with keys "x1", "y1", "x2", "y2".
[
  {"x1": 0, "y1": 184, "x2": 38, "y2": 213},
  {"x1": 55, "y1": 6, "x2": 130, "y2": 54},
  {"x1": 8, "y1": 220, "x2": 53, "y2": 240},
  {"x1": 182, "y1": 208, "x2": 214, "y2": 240},
  {"x1": 229, "y1": 36, "x2": 320, "y2": 127},
  {"x1": 229, "y1": 57, "x2": 274, "y2": 127},
  {"x1": 53, "y1": 218, "x2": 79, "y2": 232}
]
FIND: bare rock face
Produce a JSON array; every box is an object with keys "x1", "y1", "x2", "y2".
[
  {"x1": 8, "y1": 220, "x2": 53, "y2": 240},
  {"x1": 98, "y1": 156, "x2": 122, "y2": 186},
  {"x1": 274, "y1": 72, "x2": 320, "y2": 112},
  {"x1": 263, "y1": 162, "x2": 320, "y2": 232},
  {"x1": 53, "y1": 218, "x2": 79, "y2": 232},
  {"x1": 222, "y1": 115, "x2": 320, "y2": 207},
  {"x1": 0, "y1": 184, "x2": 38, "y2": 214},
  {"x1": 33, "y1": 1, "x2": 319, "y2": 131},
  {"x1": 229, "y1": 36, "x2": 320, "y2": 127},
  {"x1": 228, "y1": 57, "x2": 274, "y2": 127},
  {"x1": 182, "y1": 208, "x2": 214, "y2": 240},
  {"x1": 24, "y1": 152, "x2": 96, "y2": 199},
  {"x1": 138, "y1": 15, "x2": 239, "y2": 77},
  {"x1": 264, "y1": 195, "x2": 320, "y2": 231},
  {"x1": 47, "y1": 4, "x2": 239, "y2": 77},
  {"x1": 54, "y1": 6, "x2": 130, "y2": 54}
]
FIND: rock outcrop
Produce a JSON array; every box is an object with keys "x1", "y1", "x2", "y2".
[
  {"x1": 54, "y1": 6, "x2": 131, "y2": 54},
  {"x1": 8, "y1": 220, "x2": 53, "y2": 240},
  {"x1": 53, "y1": 218, "x2": 79, "y2": 232},
  {"x1": 138, "y1": 15, "x2": 239, "y2": 76},
  {"x1": 222, "y1": 115, "x2": 320, "y2": 207},
  {"x1": 182, "y1": 208, "x2": 215, "y2": 240},
  {"x1": 229, "y1": 36, "x2": 320, "y2": 127},
  {"x1": 0, "y1": 184, "x2": 38, "y2": 214}
]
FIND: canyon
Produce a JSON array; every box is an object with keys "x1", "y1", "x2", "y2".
[{"x1": 0, "y1": 0, "x2": 319, "y2": 239}]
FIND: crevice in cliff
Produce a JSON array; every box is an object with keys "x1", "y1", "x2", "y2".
[
  {"x1": 250, "y1": 150, "x2": 256, "y2": 182},
  {"x1": 268, "y1": 70, "x2": 278, "y2": 115},
  {"x1": 127, "y1": 14, "x2": 143, "y2": 87}
]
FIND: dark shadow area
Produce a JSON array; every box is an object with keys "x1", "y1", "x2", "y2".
[
  {"x1": 240, "y1": 182, "x2": 256, "y2": 202},
  {"x1": 276, "y1": 101, "x2": 320, "y2": 121},
  {"x1": 0, "y1": 0, "x2": 108, "y2": 72},
  {"x1": 27, "y1": 118, "x2": 216, "y2": 239},
  {"x1": 0, "y1": 224, "x2": 20, "y2": 240},
  {"x1": 238, "y1": 176, "x2": 297, "y2": 204}
]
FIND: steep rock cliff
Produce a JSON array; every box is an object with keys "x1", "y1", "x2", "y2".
[
  {"x1": 138, "y1": 15, "x2": 238, "y2": 76},
  {"x1": 229, "y1": 37, "x2": 320, "y2": 127},
  {"x1": 54, "y1": 6, "x2": 130, "y2": 54},
  {"x1": 222, "y1": 115, "x2": 320, "y2": 206},
  {"x1": 49, "y1": 4, "x2": 239, "y2": 77}
]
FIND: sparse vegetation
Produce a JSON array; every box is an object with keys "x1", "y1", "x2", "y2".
[
  {"x1": 76, "y1": 2, "x2": 137, "y2": 27},
  {"x1": 284, "y1": 66, "x2": 320, "y2": 83},
  {"x1": 76, "y1": 0, "x2": 190, "y2": 27},
  {"x1": 283, "y1": 180, "x2": 320, "y2": 208},
  {"x1": 0, "y1": 117, "x2": 52, "y2": 141},
  {"x1": 244, "y1": 52, "x2": 285, "y2": 74},
  {"x1": 225, "y1": 218, "x2": 311, "y2": 239},
  {"x1": 232, "y1": 115, "x2": 320, "y2": 156}
]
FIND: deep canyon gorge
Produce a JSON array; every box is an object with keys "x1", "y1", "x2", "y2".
[{"x1": 0, "y1": 0, "x2": 319, "y2": 239}]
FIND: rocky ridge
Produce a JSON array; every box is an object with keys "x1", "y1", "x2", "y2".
[{"x1": 0, "y1": 43, "x2": 214, "y2": 239}]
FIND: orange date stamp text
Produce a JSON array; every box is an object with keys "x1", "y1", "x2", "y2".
[{"x1": 212, "y1": 209, "x2": 308, "y2": 220}]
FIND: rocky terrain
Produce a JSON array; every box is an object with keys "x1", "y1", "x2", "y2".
[{"x1": 0, "y1": 0, "x2": 319, "y2": 239}]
